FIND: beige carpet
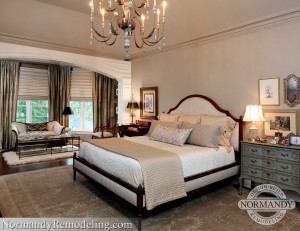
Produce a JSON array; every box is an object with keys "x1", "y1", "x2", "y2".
[
  {"x1": 2, "y1": 146, "x2": 78, "y2": 165},
  {"x1": 0, "y1": 166, "x2": 299, "y2": 231}
]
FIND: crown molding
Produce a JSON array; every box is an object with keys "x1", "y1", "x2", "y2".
[
  {"x1": 131, "y1": 7, "x2": 300, "y2": 60},
  {"x1": 0, "y1": 32, "x2": 124, "y2": 61}
]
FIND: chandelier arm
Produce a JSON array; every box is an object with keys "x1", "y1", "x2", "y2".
[
  {"x1": 93, "y1": 34, "x2": 113, "y2": 43},
  {"x1": 93, "y1": 28, "x2": 111, "y2": 39},
  {"x1": 104, "y1": 36, "x2": 118, "y2": 46}
]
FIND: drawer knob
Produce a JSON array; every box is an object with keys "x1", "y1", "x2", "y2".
[
  {"x1": 266, "y1": 172, "x2": 270, "y2": 177},
  {"x1": 251, "y1": 149, "x2": 257, "y2": 153},
  {"x1": 251, "y1": 159, "x2": 257, "y2": 163},
  {"x1": 281, "y1": 153, "x2": 288, "y2": 157},
  {"x1": 251, "y1": 170, "x2": 257, "y2": 174},
  {"x1": 281, "y1": 165, "x2": 288, "y2": 170},
  {"x1": 267, "y1": 161, "x2": 271, "y2": 165},
  {"x1": 281, "y1": 177, "x2": 289, "y2": 182},
  {"x1": 267, "y1": 150, "x2": 270, "y2": 154}
]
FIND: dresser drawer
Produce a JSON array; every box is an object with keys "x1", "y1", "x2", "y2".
[
  {"x1": 276, "y1": 149, "x2": 300, "y2": 162},
  {"x1": 242, "y1": 156, "x2": 262, "y2": 167},
  {"x1": 276, "y1": 174, "x2": 300, "y2": 188},
  {"x1": 262, "y1": 159, "x2": 276, "y2": 169},
  {"x1": 262, "y1": 147, "x2": 276, "y2": 157},
  {"x1": 262, "y1": 170, "x2": 276, "y2": 180},
  {"x1": 276, "y1": 161, "x2": 300, "y2": 175},
  {"x1": 242, "y1": 166, "x2": 262, "y2": 178},
  {"x1": 243, "y1": 144, "x2": 262, "y2": 156}
]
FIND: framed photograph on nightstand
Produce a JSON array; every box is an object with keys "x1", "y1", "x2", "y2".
[{"x1": 258, "y1": 78, "x2": 280, "y2": 106}]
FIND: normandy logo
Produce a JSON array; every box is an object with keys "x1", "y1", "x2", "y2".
[{"x1": 238, "y1": 184, "x2": 296, "y2": 225}]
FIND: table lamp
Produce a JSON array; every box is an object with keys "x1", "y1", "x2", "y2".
[
  {"x1": 62, "y1": 106, "x2": 73, "y2": 127},
  {"x1": 243, "y1": 105, "x2": 265, "y2": 141},
  {"x1": 127, "y1": 102, "x2": 139, "y2": 124}
]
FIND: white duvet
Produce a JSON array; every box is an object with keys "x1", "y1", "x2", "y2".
[{"x1": 78, "y1": 136, "x2": 235, "y2": 187}]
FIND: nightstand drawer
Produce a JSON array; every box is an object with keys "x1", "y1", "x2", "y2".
[
  {"x1": 276, "y1": 149, "x2": 300, "y2": 162},
  {"x1": 242, "y1": 166, "x2": 262, "y2": 178},
  {"x1": 242, "y1": 156, "x2": 262, "y2": 167},
  {"x1": 276, "y1": 174, "x2": 300, "y2": 187},
  {"x1": 243, "y1": 144, "x2": 262, "y2": 156},
  {"x1": 276, "y1": 161, "x2": 300, "y2": 175}
]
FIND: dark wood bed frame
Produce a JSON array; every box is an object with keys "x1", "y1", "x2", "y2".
[{"x1": 73, "y1": 94, "x2": 243, "y2": 230}]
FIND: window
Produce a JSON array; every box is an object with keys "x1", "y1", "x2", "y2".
[
  {"x1": 69, "y1": 101, "x2": 93, "y2": 131},
  {"x1": 16, "y1": 100, "x2": 48, "y2": 123},
  {"x1": 16, "y1": 65, "x2": 49, "y2": 123},
  {"x1": 69, "y1": 68, "x2": 94, "y2": 131}
]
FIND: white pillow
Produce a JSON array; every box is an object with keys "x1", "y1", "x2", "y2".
[
  {"x1": 147, "y1": 120, "x2": 180, "y2": 136},
  {"x1": 178, "y1": 114, "x2": 200, "y2": 124},
  {"x1": 158, "y1": 113, "x2": 179, "y2": 122},
  {"x1": 149, "y1": 125, "x2": 192, "y2": 146}
]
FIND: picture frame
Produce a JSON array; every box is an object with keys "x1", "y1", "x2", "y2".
[
  {"x1": 284, "y1": 74, "x2": 300, "y2": 107},
  {"x1": 263, "y1": 110, "x2": 299, "y2": 137},
  {"x1": 258, "y1": 78, "x2": 280, "y2": 106},
  {"x1": 140, "y1": 87, "x2": 158, "y2": 120}
]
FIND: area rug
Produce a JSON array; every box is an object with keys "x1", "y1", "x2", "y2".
[
  {"x1": 2, "y1": 146, "x2": 78, "y2": 165},
  {"x1": 0, "y1": 166, "x2": 299, "y2": 231}
]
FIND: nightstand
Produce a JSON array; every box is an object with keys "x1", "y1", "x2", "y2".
[
  {"x1": 239, "y1": 141, "x2": 300, "y2": 196},
  {"x1": 119, "y1": 124, "x2": 150, "y2": 137}
]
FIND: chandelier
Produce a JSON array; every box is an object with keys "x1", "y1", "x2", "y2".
[{"x1": 89, "y1": 0, "x2": 167, "y2": 60}]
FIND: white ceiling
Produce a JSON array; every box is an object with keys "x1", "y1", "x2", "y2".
[{"x1": 1, "y1": 0, "x2": 300, "y2": 60}]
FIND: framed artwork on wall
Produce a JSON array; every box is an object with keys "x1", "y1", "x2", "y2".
[
  {"x1": 258, "y1": 78, "x2": 280, "y2": 106},
  {"x1": 140, "y1": 87, "x2": 158, "y2": 119},
  {"x1": 263, "y1": 110, "x2": 298, "y2": 137}
]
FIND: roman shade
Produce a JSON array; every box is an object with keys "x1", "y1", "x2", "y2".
[
  {"x1": 70, "y1": 68, "x2": 93, "y2": 101},
  {"x1": 18, "y1": 66, "x2": 48, "y2": 100}
]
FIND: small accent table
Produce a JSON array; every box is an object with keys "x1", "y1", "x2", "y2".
[{"x1": 17, "y1": 135, "x2": 80, "y2": 159}]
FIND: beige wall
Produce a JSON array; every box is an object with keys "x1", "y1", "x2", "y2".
[{"x1": 131, "y1": 19, "x2": 300, "y2": 137}]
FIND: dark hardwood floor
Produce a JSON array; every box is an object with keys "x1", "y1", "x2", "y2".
[{"x1": 0, "y1": 151, "x2": 72, "y2": 176}]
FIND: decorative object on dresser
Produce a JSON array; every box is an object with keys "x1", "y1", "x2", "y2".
[
  {"x1": 243, "y1": 105, "x2": 265, "y2": 141},
  {"x1": 263, "y1": 110, "x2": 299, "y2": 137},
  {"x1": 258, "y1": 78, "x2": 280, "y2": 106},
  {"x1": 284, "y1": 74, "x2": 300, "y2": 107},
  {"x1": 140, "y1": 87, "x2": 158, "y2": 120},
  {"x1": 239, "y1": 141, "x2": 300, "y2": 196}
]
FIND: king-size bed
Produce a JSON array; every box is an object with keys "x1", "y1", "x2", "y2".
[{"x1": 73, "y1": 94, "x2": 243, "y2": 230}]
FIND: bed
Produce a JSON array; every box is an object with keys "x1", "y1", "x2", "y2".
[{"x1": 73, "y1": 94, "x2": 243, "y2": 229}]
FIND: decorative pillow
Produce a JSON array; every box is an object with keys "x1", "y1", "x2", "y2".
[
  {"x1": 178, "y1": 114, "x2": 200, "y2": 124},
  {"x1": 149, "y1": 125, "x2": 192, "y2": 146},
  {"x1": 180, "y1": 121, "x2": 223, "y2": 148},
  {"x1": 25, "y1": 123, "x2": 48, "y2": 132},
  {"x1": 200, "y1": 115, "x2": 236, "y2": 147},
  {"x1": 158, "y1": 113, "x2": 179, "y2": 122},
  {"x1": 147, "y1": 120, "x2": 180, "y2": 136}
]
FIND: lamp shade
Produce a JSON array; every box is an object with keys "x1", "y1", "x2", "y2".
[
  {"x1": 62, "y1": 106, "x2": 73, "y2": 115},
  {"x1": 243, "y1": 105, "x2": 265, "y2": 122},
  {"x1": 127, "y1": 102, "x2": 139, "y2": 109}
]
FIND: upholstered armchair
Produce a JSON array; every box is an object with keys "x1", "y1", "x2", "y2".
[{"x1": 92, "y1": 117, "x2": 118, "y2": 139}]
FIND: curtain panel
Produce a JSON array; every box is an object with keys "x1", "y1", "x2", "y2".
[
  {"x1": 93, "y1": 73, "x2": 116, "y2": 128},
  {"x1": 0, "y1": 61, "x2": 20, "y2": 150},
  {"x1": 48, "y1": 65, "x2": 71, "y2": 126}
]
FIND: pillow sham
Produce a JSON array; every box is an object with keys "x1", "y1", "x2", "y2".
[
  {"x1": 158, "y1": 113, "x2": 179, "y2": 122},
  {"x1": 200, "y1": 114, "x2": 236, "y2": 147},
  {"x1": 147, "y1": 120, "x2": 180, "y2": 136},
  {"x1": 149, "y1": 125, "x2": 192, "y2": 146},
  {"x1": 180, "y1": 121, "x2": 223, "y2": 148},
  {"x1": 178, "y1": 114, "x2": 200, "y2": 124}
]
